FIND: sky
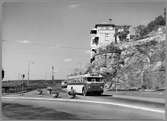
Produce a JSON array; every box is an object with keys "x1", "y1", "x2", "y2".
[{"x1": 2, "y1": 0, "x2": 166, "y2": 80}]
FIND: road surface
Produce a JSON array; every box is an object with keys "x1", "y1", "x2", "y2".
[{"x1": 1, "y1": 92, "x2": 165, "y2": 120}]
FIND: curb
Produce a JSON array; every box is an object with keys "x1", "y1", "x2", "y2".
[
  {"x1": 112, "y1": 95, "x2": 165, "y2": 104},
  {"x1": 2, "y1": 96, "x2": 165, "y2": 114}
]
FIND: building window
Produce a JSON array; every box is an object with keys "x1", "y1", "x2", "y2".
[
  {"x1": 90, "y1": 30, "x2": 97, "y2": 34},
  {"x1": 92, "y1": 49, "x2": 97, "y2": 53},
  {"x1": 105, "y1": 33, "x2": 110, "y2": 37},
  {"x1": 90, "y1": 57, "x2": 95, "y2": 63},
  {"x1": 92, "y1": 37, "x2": 99, "y2": 45}
]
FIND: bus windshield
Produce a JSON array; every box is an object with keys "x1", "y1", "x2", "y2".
[{"x1": 87, "y1": 77, "x2": 101, "y2": 82}]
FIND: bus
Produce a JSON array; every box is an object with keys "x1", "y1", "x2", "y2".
[{"x1": 67, "y1": 74, "x2": 104, "y2": 96}]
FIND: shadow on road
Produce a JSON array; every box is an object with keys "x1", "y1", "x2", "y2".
[
  {"x1": 76, "y1": 93, "x2": 112, "y2": 97},
  {"x1": 87, "y1": 93, "x2": 112, "y2": 97},
  {"x1": 95, "y1": 94, "x2": 112, "y2": 97},
  {"x1": 2, "y1": 102, "x2": 80, "y2": 120}
]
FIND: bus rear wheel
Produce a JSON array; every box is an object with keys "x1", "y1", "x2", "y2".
[
  {"x1": 82, "y1": 88, "x2": 87, "y2": 96},
  {"x1": 98, "y1": 92, "x2": 102, "y2": 96}
]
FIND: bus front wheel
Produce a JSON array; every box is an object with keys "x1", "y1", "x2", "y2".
[{"x1": 82, "y1": 88, "x2": 87, "y2": 96}]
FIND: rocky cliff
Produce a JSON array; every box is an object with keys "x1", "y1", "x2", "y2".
[{"x1": 91, "y1": 26, "x2": 166, "y2": 90}]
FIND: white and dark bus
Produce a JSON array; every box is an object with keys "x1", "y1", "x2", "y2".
[{"x1": 67, "y1": 74, "x2": 104, "y2": 96}]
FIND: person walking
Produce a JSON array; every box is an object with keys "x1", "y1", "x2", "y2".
[{"x1": 68, "y1": 87, "x2": 76, "y2": 98}]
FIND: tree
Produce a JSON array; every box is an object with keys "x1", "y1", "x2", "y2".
[
  {"x1": 151, "y1": 15, "x2": 165, "y2": 26},
  {"x1": 117, "y1": 26, "x2": 130, "y2": 42},
  {"x1": 134, "y1": 15, "x2": 165, "y2": 40},
  {"x1": 135, "y1": 25, "x2": 148, "y2": 40}
]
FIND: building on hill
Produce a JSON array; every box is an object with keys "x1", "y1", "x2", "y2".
[
  {"x1": 90, "y1": 22, "x2": 133, "y2": 63},
  {"x1": 90, "y1": 23, "x2": 117, "y2": 63},
  {"x1": 90, "y1": 24, "x2": 116, "y2": 55}
]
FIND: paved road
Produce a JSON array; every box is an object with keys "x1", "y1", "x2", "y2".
[{"x1": 2, "y1": 94, "x2": 165, "y2": 120}]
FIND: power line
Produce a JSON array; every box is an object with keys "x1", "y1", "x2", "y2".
[{"x1": 164, "y1": 8, "x2": 166, "y2": 24}]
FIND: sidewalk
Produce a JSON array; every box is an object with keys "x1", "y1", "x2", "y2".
[
  {"x1": 112, "y1": 94, "x2": 165, "y2": 104},
  {"x1": 104, "y1": 90, "x2": 165, "y2": 104}
]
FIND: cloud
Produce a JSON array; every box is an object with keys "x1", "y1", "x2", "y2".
[
  {"x1": 64, "y1": 58, "x2": 72, "y2": 62},
  {"x1": 17, "y1": 40, "x2": 31, "y2": 44},
  {"x1": 49, "y1": 44, "x2": 61, "y2": 49},
  {"x1": 68, "y1": 4, "x2": 80, "y2": 8}
]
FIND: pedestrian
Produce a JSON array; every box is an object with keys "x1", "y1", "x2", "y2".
[
  {"x1": 37, "y1": 88, "x2": 43, "y2": 95},
  {"x1": 68, "y1": 87, "x2": 76, "y2": 98},
  {"x1": 47, "y1": 86, "x2": 52, "y2": 95}
]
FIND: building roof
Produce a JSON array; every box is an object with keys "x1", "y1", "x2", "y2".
[
  {"x1": 95, "y1": 24, "x2": 115, "y2": 28},
  {"x1": 68, "y1": 74, "x2": 103, "y2": 79}
]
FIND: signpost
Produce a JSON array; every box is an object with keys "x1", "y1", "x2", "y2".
[{"x1": 21, "y1": 74, "x2": 25, "y2": 95}]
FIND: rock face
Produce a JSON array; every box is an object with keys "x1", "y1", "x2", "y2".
[{"x1": 91, "y1": 26, "x2": 166, "y2": 90}]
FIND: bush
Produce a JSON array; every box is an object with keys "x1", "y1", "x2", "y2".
[{"x1": 135, "y1": 15, "x2": 165, "y2": 39}]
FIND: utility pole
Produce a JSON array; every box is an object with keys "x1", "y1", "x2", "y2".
[
  {"x1": 27, "y1": 61, "x2": 34, "y2": 87},
  {"x1": 21, "y1": 74, "x2": 25, "y2": 95},
  {"x1": 2, "y1": 69, "x2": 4, "y2": 80},
  {"x1": 52, "y1": 66, "x2": 54, "y2": 81},
  {"x1": 104, "y1": 53, "x2": 107, "y2": 67},
  {"x1": 28, "y1": 63, "x2": 30, "y2": 85},
  {"x1": 164, "y1": 8, "x2": 166, "y2": 24}
]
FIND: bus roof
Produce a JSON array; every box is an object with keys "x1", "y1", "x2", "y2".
[{"x1": 67, "y1": 74, "x2": 103, "y2": 79}]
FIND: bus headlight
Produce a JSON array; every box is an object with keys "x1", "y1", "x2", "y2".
[{"x1": 100, "y1": 85, "x2": 103, "y2": 89}]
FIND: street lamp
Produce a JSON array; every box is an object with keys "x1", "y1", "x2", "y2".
[{"x1": 27, "y1": 61, "x2": 34, "y2": 86}]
